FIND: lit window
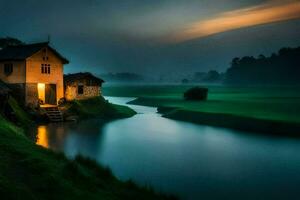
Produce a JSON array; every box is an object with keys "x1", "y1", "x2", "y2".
[{"x1": 4, "y1": 63, "x2": 13, "y2": 76}]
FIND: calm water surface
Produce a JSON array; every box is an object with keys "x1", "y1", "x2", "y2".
[{"x1": 33, "y1": 97, "x2": 300, "y2": 200}]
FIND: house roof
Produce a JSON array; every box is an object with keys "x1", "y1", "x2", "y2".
[
  {"x1": 0, "y1": 80, "x2": 11, "y2": 95},
  {"x1": 0, "y1": 42, "x2": 69, "y2": 64},
  {"x1": 64, "y1": 72, "x2": 104, "y2": 85}
]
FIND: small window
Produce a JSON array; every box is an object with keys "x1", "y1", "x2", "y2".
[
  {"x1": 47, "y1": 64, "x2": 50, "y2": 74},
  {"x1": 4, "y1": 63, "x2": 13, "y2": 76},
  {"x1": 41, "y1": 64, "x2": 50, "y2": 74},
  {"x1": 78, "y1": 85, "x2": 84, "y2": 95}
]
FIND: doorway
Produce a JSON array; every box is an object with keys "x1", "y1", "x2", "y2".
[
  {"x1": 38, "y1": 83, "x2": 57, "y2": 105},
  {"x1": 45, "y1": 84, "x2": 57, "y2": 105},
  {"x1": 38, "y1": 83, "x2": 45, "y2": 103}
]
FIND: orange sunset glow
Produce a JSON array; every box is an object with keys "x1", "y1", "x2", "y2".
[{"x1": 171, "y1": 0, "x2": 300, "y2": 42}]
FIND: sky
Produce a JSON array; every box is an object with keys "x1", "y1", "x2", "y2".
[{"x1": 0, "y1": 0, "x2": 300, "y2": 77}]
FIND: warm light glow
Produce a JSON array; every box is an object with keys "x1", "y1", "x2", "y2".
[
  {"x1": 170, "y1": 0, "x2": 300, "y2": 42},
  {"x1": 36, "y1": 126, "x2": 49, "y2": 148},
  {"x1": 38, "y1": 83, "x2": 45, "y2": 102}
]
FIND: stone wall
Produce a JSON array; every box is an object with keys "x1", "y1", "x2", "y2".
[
  {"x1": 83, "y1": 86, "x2": 100, "y2": 98},
  {"x1": 25, "y1": 83, "x2": 38, "y2": 108},
  {"x1": 65, "y1": 81, "x2": 101, "y2": 101}
]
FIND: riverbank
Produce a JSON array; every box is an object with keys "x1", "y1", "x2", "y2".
[
  {"x1": 103, "y1": 85, "x2": 300, "y2": 136},
  {"x1": 0, "y1": 96, "x2": 175, "y2": 200},
  {"x1": 0, "y1": 116, "x2": 175, "y2": 200},
  {"x1": 61, "y1": 96, "x2": 136, "y2": 121},
  {"x1": 160, "y1": 107, "x2": 300, "y2": 136},
  {"x1": 128, "y1": 97, "x2": 300, "y2": 136}
]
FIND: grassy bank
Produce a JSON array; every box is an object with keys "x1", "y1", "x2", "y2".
[
  {"x1": 62, "y1": 96, "x2": 136, "y2": 120},
  {"x1": 0, "y1": 115, "x2": 175, "y2": 200},
  {"x1": 159, "y1": 107, "x2": 300, "y2": 136},
  {"x1": 0, "y1": 96, "x2": 175, "y2": 199},
  {"x1": 104, "y1": 85, "x2": 300, "y2": 135},
  {"x1": 7, "y1": 96, "x2": 33, "y2": 127}
]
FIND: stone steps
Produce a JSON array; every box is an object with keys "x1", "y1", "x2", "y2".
[{"x1": 43, "y1": 106, "x2": 63, "y2": 122}]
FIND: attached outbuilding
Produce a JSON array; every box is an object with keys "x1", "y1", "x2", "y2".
[{"x1": 64, "y1": 72, "x2": 104, "y2": 101}]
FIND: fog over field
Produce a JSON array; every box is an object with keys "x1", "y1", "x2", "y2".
[{"x1": 1, "y1": 0, "x2": 300, "y2": 76}]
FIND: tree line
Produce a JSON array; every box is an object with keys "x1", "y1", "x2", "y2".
[
  {"x1": 0, "y1": 37, "x2": 24, "y2": 49},
  {"x1": 225, "y1": 47, "x2": 300, "y2": 85}
]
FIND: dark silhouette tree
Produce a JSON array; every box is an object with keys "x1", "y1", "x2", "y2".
[
  {"x1": 202, "y1": 70, "x2": 220, "y2": 82},
  {"x1": 231, "y1": 57, "x2": 240, "y2": 67},
  {"x1": 0, "y1": 37, "x2": 24, "y2": 49},
  {"x1": 225, "y1": 46, "x2": 300, "y2": 85},
  {"x1": 181, "y1": 78, "x2": 189, "y2": 84}
]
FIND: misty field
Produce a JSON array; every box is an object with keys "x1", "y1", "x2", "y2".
[{"x1": 103, "y1": 85, "x2": 300, "y2": 124}]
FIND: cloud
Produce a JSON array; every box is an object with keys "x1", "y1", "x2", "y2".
[{"x1": 169, "y1": 0, "x2": 300, "y2": 42}]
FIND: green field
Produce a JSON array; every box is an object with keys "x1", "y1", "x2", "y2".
[{"x1": 103, "y1": 84, "x2": 300, "y2": 134}]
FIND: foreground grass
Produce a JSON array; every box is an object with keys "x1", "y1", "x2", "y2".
[
  {"x1": 7, "y1": 97, "x2": 33, "y2": 127},
  {"x1": 103, "y1": 84, "x2": 300, "y2": 135},
  {"x1": 0, "y1": 116, "x2": 176, "y2": 200},
  {"x1": 62, "y1": 96, "x2": 136, "y2": 120}
]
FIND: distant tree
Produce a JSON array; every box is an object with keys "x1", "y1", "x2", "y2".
[
  {"x1": 0, "y1": 37, "x2": 24, "y2": 49},
  {"x1": 279, "y1": 47, "x2": 292, "y2": 56},
  {"x1": 202, "y1": 70, "x2": 220, "y2": 82},
  {"x1": 193, "y1": 72, "x2": 206, "y2": 82},
  {"x1": 258, "y1": 54, "x2": 266, "y2": 60},
  {"x1": 193, "y1": 70, "x2": 222, "y2": 83},
  {"x1": 231, "y1": 57, "x2": 240, "y2": 67},
  {"x1": 225, "y1": 46, "x2": 300, "y2": 85},
  {"x1": 181, "y1": 78, "x2": 189, "y2": 84}
]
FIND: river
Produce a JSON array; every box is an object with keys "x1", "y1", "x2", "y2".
[{"x1": 33, "y1": 97, "x2": 300, "y2": 200}]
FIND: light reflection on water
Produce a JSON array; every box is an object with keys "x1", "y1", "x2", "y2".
[
  {"x1": 36, "y1": 126, "x2": 48, "y2": 148},
  {"x1": 33, "y1": 97, "x2": 300, "y2": 200}
]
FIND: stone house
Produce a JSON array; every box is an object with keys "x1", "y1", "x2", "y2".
[
  {"x1": 64, "y1": 72, "x2": 104, "y2": 101},
  {"x1": 0, "y1": 42, "x2": 69, "y2": 107}
]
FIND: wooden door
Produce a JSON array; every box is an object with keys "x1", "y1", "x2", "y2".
[{"x1": 45, "y1": 84, "x2": 57, "y2": 105}]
